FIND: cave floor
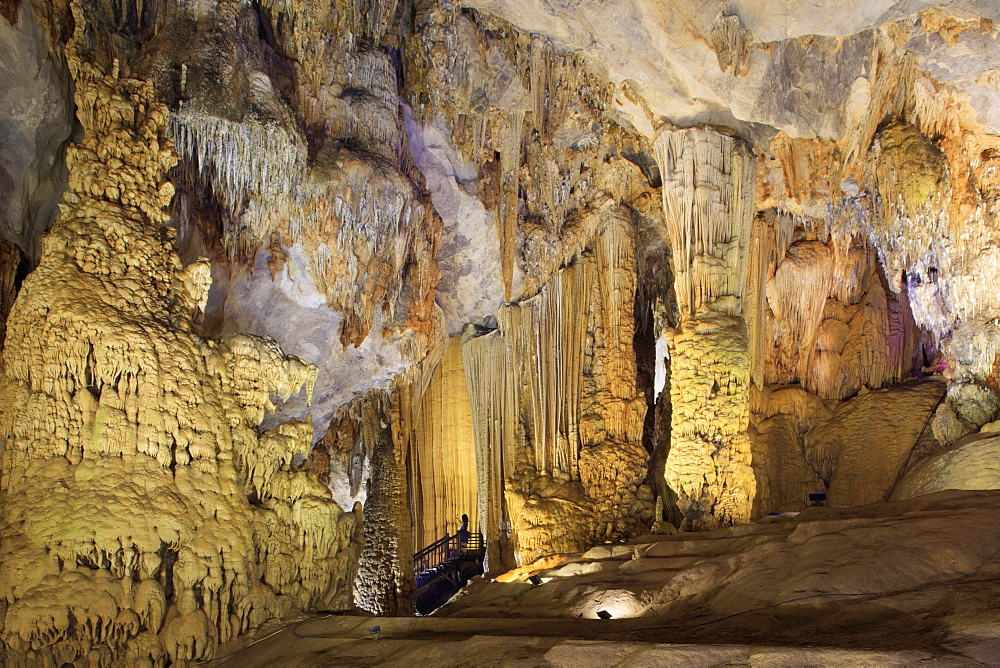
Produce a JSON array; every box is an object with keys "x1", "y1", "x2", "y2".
[
  {"x1": 214, "y1": 489, "x2": 1000, "y2": 667},
  {"x1": 210, "y1": 610, "x2": 990, "y2": 667}
]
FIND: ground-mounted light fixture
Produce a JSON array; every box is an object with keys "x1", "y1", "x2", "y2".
[
  {"x1": 596, "y1": 610, "x2": 612, "y2": 619},
  {"x1": 809, "y1": 492, "x2": 827, "y2": 507},
  {"x1": 528, "y1": 574, "x2": 542, "y2": 585}
]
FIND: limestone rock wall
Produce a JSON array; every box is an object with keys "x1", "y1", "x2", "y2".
[
  {"x1": 0, "y1": 9, "x2": 360, "y2": 664},
  {"x1": 805, "y1": 379, "x2": 945, "y2": 505},
  {"x1": 0, "y1": 0, "x2": 72, "y2": 263},
  {"x1": 748, "y1": 388, "x2": 827, "y2": 516},
  {"x1": 750, "y1": 379, "x2": 945, "y2": 515},
  {"x1": 0, "y1": 238, "x2": 19, "y2": 368},
  {"x1": 139, "y1": 0, "x2": 444, "y2": 443}
]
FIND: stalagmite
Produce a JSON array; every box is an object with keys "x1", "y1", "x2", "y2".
[{"x1": 350, "y1": 388, "x2": 414, "y2": 616}]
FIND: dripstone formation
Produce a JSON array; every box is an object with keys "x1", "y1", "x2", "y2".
[{"x1": 4, "y1": 0, "x2": 1000, "y2": 664}]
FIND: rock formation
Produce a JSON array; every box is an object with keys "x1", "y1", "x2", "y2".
[
  {"x1": 461, "y1": 205, "x2": 651, "y2": 568},
  {"x1": 655, "y1": 128, "x2": 758, "y2": 530},
  {"x1": 0, "y1": 4, "x2": 360, "y2": 664},
  {"x1": 406, "y1": 336, "x2": 478, "y2": 550},
  {"x1": 6, "y1": 0, "x2": 1000, "y2": 662}
]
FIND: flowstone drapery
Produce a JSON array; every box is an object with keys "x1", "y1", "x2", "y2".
[
  {"x1": 407, "y1": 336, "x2": 479, "y2": 549},
  {"x1": 463, "y1": 206, "x2": 651, "y2": 567}
]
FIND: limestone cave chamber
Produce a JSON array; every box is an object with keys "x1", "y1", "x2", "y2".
[{"x1": 2, "y1": 0, "x2": 1000, "y2": 664}]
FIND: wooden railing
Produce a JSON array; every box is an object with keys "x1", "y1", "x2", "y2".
[{"x1": 413, "y1": 532, "x2": 485, "y2": 576}]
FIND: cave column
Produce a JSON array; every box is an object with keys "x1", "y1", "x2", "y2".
[{"x1": 653, "y1": 128, "x2": 758, "y2": 529}]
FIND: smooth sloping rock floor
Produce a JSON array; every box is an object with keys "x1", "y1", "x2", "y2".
[{"x1": 213, "y1": 490, "x2": 1000, "y2": 666}]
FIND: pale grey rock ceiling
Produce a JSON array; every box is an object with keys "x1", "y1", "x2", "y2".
[{"x1": 464, "y1": 0, "x2": 1000, "y2": 137}]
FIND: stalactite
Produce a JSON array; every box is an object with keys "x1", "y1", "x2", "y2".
[
  {"x1": 168, "y1": 114, "x2": 306, "y2": 262},
  {"x1": 709, "y1": 14, "x2": 754, "y2": 77},
  {"x1": 462, "y1": 207, "x2": 651, "y2": 565},
  {"x1": 498, "y1": 110, "x2": 525, "y2": 301},
  {"x1": 290, "y1": 159, "x2": 441, "y2": 348},
  {"x1": 462, "y1": 322, "x2": 516, "y2": 573},
  {"x1": 744, "y1": 212, "x2": 767, "y2": 389},
  {"x1": 752, "y1": 200, "x2": 920, "y2": 402},
  {"x1": 654, "y1": 128, "x2": 755, "y2": 319}
]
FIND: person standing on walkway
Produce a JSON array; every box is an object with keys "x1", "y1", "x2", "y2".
[{"x1": 457, "y1": 514, "x2": 470, "y2": 554}]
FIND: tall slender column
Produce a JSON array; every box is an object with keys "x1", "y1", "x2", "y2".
[{"x1": 653, "y1": 128, "x2": 758, "y2": 529}]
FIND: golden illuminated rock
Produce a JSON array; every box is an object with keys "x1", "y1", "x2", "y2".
[
  {"x1": 463, "y1": 205, "x2": 651, "y2": 567},
  {"x1": 0, "y1": 7, "x2": 360, "y2": 664},
  {"x1": 655, "y1": 127, "x2": 758, "y2": 529},
  {"x1": 408, "y1": 335, "x2": 478, "y2": 548}
]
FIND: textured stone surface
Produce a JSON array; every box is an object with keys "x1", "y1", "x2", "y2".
[
  {"x1": 9, "y1": 0, "x2": 1000, "y2": 660},
  {"x1": 463, "y1": 207, "x2": 651, "y2": 568},
  {"x1": 895, "y1": 433, "x2": 1000, "y2": 498},
  {"x1": 0, "y1": 0, "x2": 72, "y2": 262},
  {"x1": 656, "y1": 128, "x2": 758, "y2": 530},
  {"x1": 0, "y1": 11, "x2": 360, "y2": 663},
  {"x1": 405, "y1": 112, "x2": 505, "y2": 336},
  {"x1": 421, "y1": 489, "x2": 1000, "y2": 667},
  {"x1": 407, "y1": 335, "x2": 478, "y2": 548}
]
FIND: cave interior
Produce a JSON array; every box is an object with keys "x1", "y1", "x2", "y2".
[{"x1": 3, "y1": 0, "x2": 1000, "y2": 665}]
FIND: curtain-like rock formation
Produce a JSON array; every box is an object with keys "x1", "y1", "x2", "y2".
[
  {"x1": 407, "y1": 336, "x2": 478, "y2": 549},
  {"x1": 463, "y1": 206, "x2": 651, "y2": 567}
]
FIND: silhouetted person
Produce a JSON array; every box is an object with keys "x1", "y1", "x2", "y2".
[{"x1": 457, "y1": 513, "x2": 470, "y2": 553}]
